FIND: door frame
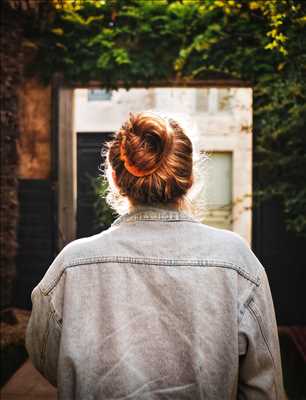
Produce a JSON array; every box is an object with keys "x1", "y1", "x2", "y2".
[{"x1": 52, "y1": 79, "x2": 252, "y2": 251}]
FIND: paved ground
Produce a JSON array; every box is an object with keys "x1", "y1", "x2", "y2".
[{"x1": 0, "y1": 359, "x2": 57, "y2": 400}]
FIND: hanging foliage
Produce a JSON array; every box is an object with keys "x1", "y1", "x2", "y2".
[{"x1": 23, "y1": 0, "x2": 306, "y2": 236}]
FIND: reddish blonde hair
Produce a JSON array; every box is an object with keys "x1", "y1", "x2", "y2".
[{"x1": 106, "y1": 111, "x2": 193, "y2": 207}]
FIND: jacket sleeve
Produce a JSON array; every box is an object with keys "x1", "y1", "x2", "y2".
[
  {"x1": 25, "y1": 283, "x2": 62, "y2": 387},
  {"x1": 238, "y1": 266, "x2": 286, "y2": 399},
  {"x1": 25, "y1": 241, "x2": 73, "y2": 386}
]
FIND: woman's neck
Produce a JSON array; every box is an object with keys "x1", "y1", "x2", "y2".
[{"x1": 127, "y1": 199, "x2": 187, "y2": 213}]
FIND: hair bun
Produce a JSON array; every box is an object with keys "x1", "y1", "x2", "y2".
[
  {"x1": 107, "y1": 111, "x2": 193, "y2": 206},
  {"x1": 119, "y1": 112, "x2": 173, "y2": 177}
]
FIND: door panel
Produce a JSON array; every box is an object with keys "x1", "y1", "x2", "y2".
[{"x1": 77, "y1": 132, "x2": 113, "y2": 238}]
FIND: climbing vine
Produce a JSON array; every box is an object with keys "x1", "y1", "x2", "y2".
[{"x1": 23, "y1": 0, "x2": 306, "y2": 236}]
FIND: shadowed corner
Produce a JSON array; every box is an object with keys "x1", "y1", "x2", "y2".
[{"x1": 278, "y1": 326, "x2": 306, "y2": 400}]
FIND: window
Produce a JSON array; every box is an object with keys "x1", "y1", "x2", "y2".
[
  {"x1": 87, "y1": 89, "x2": 112, "y2": 102},
  {"x1": 202, "y1": 152, "x2": 233, "y2": 230}
]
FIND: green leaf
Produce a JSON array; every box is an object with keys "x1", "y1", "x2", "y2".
[
  {"x1": 97, "y1": 52, "x2": 112, "y2": 69},
  {"x1": 52, "y1": 28, "x2": 64, "y2": 35}
]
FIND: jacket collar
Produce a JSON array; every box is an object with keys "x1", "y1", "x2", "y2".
[{"x1": 111, "y1": 203, "x2": 198, "y2": 227}]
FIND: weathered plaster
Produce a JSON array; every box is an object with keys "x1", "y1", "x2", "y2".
[{"x1": 17, "y1": 78, "x2": 51, "y2": 179}]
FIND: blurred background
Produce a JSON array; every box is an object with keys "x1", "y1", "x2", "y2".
[{"x1": 1, "y1": 0, "x2": 305, "y2": 398}]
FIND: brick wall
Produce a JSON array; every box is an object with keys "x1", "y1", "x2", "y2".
[{"x1": 0, "y1": 2, "x2": 24, "y2": 308}]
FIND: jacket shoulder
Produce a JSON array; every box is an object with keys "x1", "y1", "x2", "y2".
[
  {"x1": 37, "y1": 227, "x2": 117, "y2": 295},
  {"x1": 195, "y1": 223, "x2": 264, "y2": 285}
]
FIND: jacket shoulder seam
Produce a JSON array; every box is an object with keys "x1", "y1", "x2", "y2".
[{"x1": 40, "y1": 256, "x2": 261, "y2": 295}]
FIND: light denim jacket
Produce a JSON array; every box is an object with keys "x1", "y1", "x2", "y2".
[{"x1": 26, "y1": 204, "x2": 286, "y2": 399}]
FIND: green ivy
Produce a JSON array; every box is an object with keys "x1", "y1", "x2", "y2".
[
  {"x1": 90, "y1": 176, "x2": 118, "y2": 230},
  {"x1": 24, "y1": 0, "x2": 306, "y2": 236}
]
